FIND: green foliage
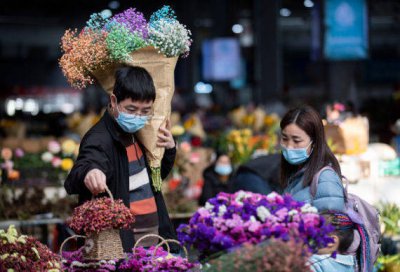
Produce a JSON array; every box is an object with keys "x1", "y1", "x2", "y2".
[{"x1": 378, "y1": 202, "x2": 400, "y2": 236}]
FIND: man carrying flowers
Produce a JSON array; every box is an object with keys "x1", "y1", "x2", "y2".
[{"x1": 64, "y1": 66, "x2": 177, "y2": 252}]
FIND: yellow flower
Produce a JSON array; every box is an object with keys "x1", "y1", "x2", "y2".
[
  {"x1": 61, "y1": 158, "x2": 74, "y2": 171},
  {"x1": 264, "y1": 114, "x2": 279, "y2": 127},
  {"x1": 241, "y1": 128, "x2": 252, "y2": 138},
  {"x1": 183, "y1": 117, "x2": 195, "y2": 130},
  {"x1": 62, "y1": 139, "x2": 76, "y2": 155},
  {"x1": 171, "y1": 125, "x2": 185, "y2": 136},
  {"x1": 242, "y1": 114, "x2": 255, "y2": 126}
]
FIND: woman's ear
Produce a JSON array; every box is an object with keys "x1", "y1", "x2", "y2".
[
  {"x1": 329, "y1": 235, "x2": 340, "y2": 251},
  {"x1": 110, "y1": 94, "x2": 117, "y2": 108}
]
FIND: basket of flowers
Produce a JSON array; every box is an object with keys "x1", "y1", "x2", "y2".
[{"x1": 63, "y1": 187, "x2": 135, "y2": 260}]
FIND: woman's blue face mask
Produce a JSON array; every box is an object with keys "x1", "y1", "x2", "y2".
[
  {"x1": 281, "y1": 141, "x2": 313, "y2": 165},
  {"x1": 115, "y1": 104, "x2": 149, "y2": 133},
  {"x1": 215, "y1": 164, "x2": 233, "y2": 176}
]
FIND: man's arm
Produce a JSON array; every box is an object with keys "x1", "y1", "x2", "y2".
[{"x1": 64, "y1": 138, "x2": 113, "y2": 196}]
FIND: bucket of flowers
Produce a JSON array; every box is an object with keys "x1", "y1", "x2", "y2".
[
  {"x1": 63, "y1": 187, "x2": 135, "y2": 261},
  {"x1": 177, "y1": 191, "x2": 334, "y2": 260}
]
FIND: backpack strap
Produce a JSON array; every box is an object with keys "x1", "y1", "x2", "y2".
[{"x1": 310, "y1": 165, "x2": 348, "y2": 200}]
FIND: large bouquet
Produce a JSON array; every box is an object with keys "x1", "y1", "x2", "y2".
[
  {"x1": 60, "y1": 5, "x2": 191, "y2": 89},
  {"x1": 60, "y1": 6, "x2": 192, "y2": 191},
  {"x1": 177, "y1": 191, "x2": 334, "y2": 258},
  {"x1": 0, "y1": 225, "x2": 61, "y2": 271}
]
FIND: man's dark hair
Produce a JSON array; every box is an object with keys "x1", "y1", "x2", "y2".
[{"x1": 113, "y1": 66, "x2": 156, "y2": 102}]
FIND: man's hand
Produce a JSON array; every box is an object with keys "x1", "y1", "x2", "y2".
[
  {"x1": 157, "y1": 119, "x2": 175, "y2": 150},
  {"x1": 84, "y1": 168, "x2": 107, "y2": 195}
]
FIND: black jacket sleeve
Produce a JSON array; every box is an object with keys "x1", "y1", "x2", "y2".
[
  {"x1": 160, "y1": 146, "x2": 176, "y2": 180},
  {"x1": 64, "y1": 137, "x2": 114, "y2": 197}
]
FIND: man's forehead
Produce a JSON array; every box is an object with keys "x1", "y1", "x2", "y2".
[{"x1": 123, "y1": 99, "x2": 153, "y2": 108}]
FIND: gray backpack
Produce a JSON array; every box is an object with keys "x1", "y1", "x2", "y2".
[{"x1": 310, "y1": 166, "x2": 381, "y2": 272}]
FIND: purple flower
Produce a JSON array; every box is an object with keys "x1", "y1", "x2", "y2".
[
  {"x1": 109, "y1": 8, "x2": 148, "y2": 38},
  {"x1": 177, "y1": 191, "x2": 335, "y2": 258}
]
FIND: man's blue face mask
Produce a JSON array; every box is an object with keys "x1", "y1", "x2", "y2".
[
  {"x1": 281, "y1": 141, "x2": 313, "y2": 165},
  {"x1": 114, "y1": 101, "x2": 149, "y2": 133}
]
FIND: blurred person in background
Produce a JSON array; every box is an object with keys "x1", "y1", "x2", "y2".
[
  {"x1": 230, "y1": 153, "x2": 281, "y2": 195},
  {"x1": 198, "y1": 152, "x2": 233, "y2": 206}
]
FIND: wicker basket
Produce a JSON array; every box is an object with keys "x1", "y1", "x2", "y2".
[
  {"x1": 83, "y1": 228, "x2": 125, "y2": 260},
  {"x1": 61, "y1": 187, "x2": 126, "y2": 260}
]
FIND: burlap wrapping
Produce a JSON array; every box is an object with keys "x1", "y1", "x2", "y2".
[{"x1": 92, "y1": 46, "x2": 178, "y2": 169}]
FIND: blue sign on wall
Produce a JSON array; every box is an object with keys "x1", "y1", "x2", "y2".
[
  {"x1": 202, "y1": 38, "x2": 241, "y2": 81},
  {"x1": 324, "y1": 0, "x2": 368, "y2": 60}
]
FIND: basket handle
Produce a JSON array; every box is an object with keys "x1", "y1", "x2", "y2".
[
  {"x1": 153, "y1": 239, "x2": 188, "y2": 259},
  {"x1": 133, "y1": 234, "x2": 169, "y2": 253},
  {"x1": 91, "y1": 186, "x2": 114, "y2": 208},
  {"x1": 59, "y1": 235, "x2": 86, "y2": 256}
]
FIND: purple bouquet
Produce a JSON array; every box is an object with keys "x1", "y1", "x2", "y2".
[{"x1": 177, "y1": 191, "x2": 334, "y2": 257}]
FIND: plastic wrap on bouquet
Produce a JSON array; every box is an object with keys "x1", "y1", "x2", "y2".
[{"x1": 92, "y1": 46, "x2": 178, "y2": 191}]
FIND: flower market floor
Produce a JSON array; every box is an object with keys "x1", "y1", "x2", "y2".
[{"x1": 348, "y1": 176, "x2": 400, "y2": 205}]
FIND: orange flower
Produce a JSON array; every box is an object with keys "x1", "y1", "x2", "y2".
[
  {"x1": 59, "y1": 29, "x2": 111, "y2": 89},
  {"x1": 8, "y1": 169, "x2": 20, "y2": 180}
]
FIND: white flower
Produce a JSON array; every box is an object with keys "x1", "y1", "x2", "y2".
[
  {"x1": 257, "y1": 206, "x2": 271, "y2": 222},
  {"x1": 218, "y1": 205, "x2": 227, "y2": 217},
  {"x1": 234, "y1": 191, "x2": 248, "y2": 204},
  {"x1": 301, "y1": 203, "x2": 318, "y2": 214},
  {"x1": 148, "y1": 19, "x2": 192, "y2": 57},
  {"x1": 250, "y1": 215, "x2": 257, "y2": 222},
  {"x1": 266, "y1": 192, "x2": 279, "y2": 201},
  {"x1": 205, "y1": 202, "x2": 214, "y2": 211},
  {"x1": 288, "y1": 209, "x2": 298, "y2": 216},
  {"x1": 41, "y1": 152, "x2": 53, "y2": 162}
]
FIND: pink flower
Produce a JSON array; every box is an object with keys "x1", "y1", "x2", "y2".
[
  {"x1": 14, "y1": 148, "x2": 24, "y2": 158},
  {"x1": 302, "y1": 213, "x2": 320, "y2": 227},
  {"x1": 275, "y1": 208, "x2": 288, "y2": 221},
  {"x1": 52, "y1": 157, "x2": 62, "y2": 168},
  {"x1": 197, "y1": 208, "x2": 210, "y2": 218},
  {"x1": 48, "y1": 140, "x2": 61, "y2": 154}
]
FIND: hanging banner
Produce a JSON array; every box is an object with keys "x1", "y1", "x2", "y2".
[{"x1": 324, "y1": 0, "x2": 368, "y2": 60}]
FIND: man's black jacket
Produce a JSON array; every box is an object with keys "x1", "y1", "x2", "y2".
[{"x1": 64, "y1": 110, "x2": 177, "y2": 252}]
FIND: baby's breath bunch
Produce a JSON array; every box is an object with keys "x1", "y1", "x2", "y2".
[
  {"x1": 148, "y1": 6, "x2": 192, "y2": 58},
  {"x1": 59, "y1": 29, "x2": 111, "y2": 89}
]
